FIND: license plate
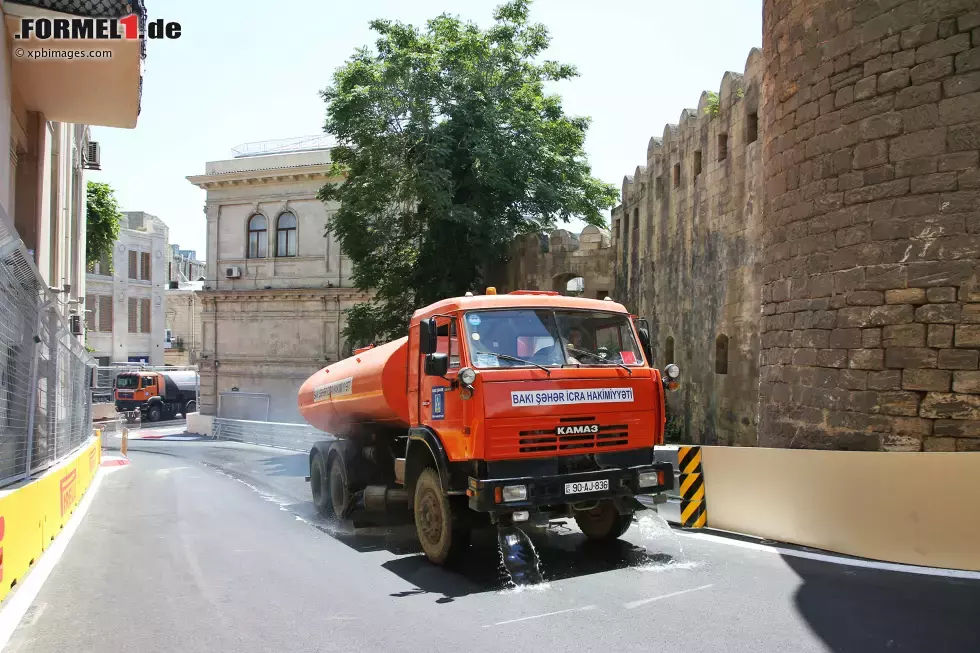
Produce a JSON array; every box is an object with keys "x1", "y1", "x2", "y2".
[{"x1": 564, "y1": 479, "x2": 609, "y2": 495}]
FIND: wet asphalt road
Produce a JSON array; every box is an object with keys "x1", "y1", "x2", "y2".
[{"x1": 5, "y1": 435, "x2": 980, "y2": 653}]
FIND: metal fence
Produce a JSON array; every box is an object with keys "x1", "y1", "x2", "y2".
[
  {"x1": 212, "y1": 418, "x2": 331, "y2": 452},
  {"x1": 0, "y1": 205, "x2": 95, "y2": 487}
]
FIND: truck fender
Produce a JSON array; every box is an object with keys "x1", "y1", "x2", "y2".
[{"x1": 405, "y1": 427, "x2": 452, "y2": 497}]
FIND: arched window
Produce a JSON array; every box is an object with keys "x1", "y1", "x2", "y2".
[
  {"x1": 247, "y1": 214, "x2": 267, "y2": 258},
  {"x1": 276, "y1": 212, "x2": 297, "y2": 257},
  {"x1": 665, "y1": 336, "x2": 674, "y2": 365},
  {"x1": 716, "y1": 334, "x2": 729, "y2": 375}
]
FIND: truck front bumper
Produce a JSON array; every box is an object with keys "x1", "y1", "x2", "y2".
[
  {"x1": 467, "y1": 461, "x2": 674, "y2": 513},
  {"x1": 114, "y1": 400, "x2": 142, "y2": 413}
]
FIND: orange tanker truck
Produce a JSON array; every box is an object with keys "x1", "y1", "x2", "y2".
[{"x1": 298, "y1": 289, "x2": 680, "y2": 565}]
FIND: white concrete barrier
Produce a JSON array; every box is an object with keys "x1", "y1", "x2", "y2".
[
  {"x1": 700, "y1": 447, "x2": 980, "y2": 572},
  {"x1": 92, "y1": 403, "x2": 117, "y2": 421},
  {"x1": 185, "y1": 412, "x2": 213, "y2": 436}
]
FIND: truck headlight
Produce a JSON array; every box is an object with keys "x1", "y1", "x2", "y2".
[
  {"x1": 638, "y1": 471, "x2": 663, "y2": 488},
  {"x1": 502, "y1": 485, "x2": 527, "y2": 502},
  {"x1": 665, "y1": 364, "x2": 680, "y2": 379},
  {"x1": 458, "y1": 367, "x2": 477, "y2": 386}
]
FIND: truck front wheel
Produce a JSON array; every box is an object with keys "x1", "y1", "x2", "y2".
[
  {"x1": 574, "y1": 501, "x2": 633, "y2": 541},
  {"x1": 146, "y1": 404, "x2": 162, "y2": 422},
  {"x1": 413, "y1": 468, "x2": 470, "y2": 565}
]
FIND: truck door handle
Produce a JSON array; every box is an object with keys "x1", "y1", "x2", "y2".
[{"x1": 422, "y1": 400, "x2": 431, "y2": 407}]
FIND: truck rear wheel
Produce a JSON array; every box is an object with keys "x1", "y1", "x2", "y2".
[
  {"x1": 310, "y1": 452, "x2": 333, "y2": 518},
  {"x1": 574, "y1": 501, "x2": 634, "y2": 541},
  {"x1": 329, "y1": 454, "x2": 350, "y2": 518},
  {"x1": 413, "y1": 468, "x2": 470, "y2": 565}
]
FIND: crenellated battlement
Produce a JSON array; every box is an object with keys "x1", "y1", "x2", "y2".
[{"x1": 612, "y1": 46, "x2": 765, "y2": 447}]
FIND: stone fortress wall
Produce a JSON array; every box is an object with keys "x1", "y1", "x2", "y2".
[
  {"x1": 504, "y1": 0, "x2": 980, "y2": 452},
  {"x1": 759, "y1": 0, "x2": 980, "y2": 452},
  {"x1": 611, "y1": 50, "x2": 766, "y2": 447}
]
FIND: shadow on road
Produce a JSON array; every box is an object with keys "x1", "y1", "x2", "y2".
[
  {"x1": 381, "y1": 527, "x2": 675, "y2": 603},
  {"x1": 296, "y1": 507, "x2": 680, "y2": 603},
  {"x1": 783, "y1": 554, "x2": 980, "y2": 652}
]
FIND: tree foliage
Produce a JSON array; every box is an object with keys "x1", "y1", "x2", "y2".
[
  {"x1": 319, "y1": 0, "x2": 618, "y2": 345},
  {"x1": 85, "y1": 181, "x2": 122, "y2": 269}
]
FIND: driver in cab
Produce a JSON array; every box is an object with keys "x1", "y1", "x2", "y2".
[{"x1": 533, "y1": 326, "x2": 586, "y2": 366}]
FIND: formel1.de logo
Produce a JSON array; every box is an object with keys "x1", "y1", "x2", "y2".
[{"x1": 14, "y1": 15, "x2": 181, "y2": 41}]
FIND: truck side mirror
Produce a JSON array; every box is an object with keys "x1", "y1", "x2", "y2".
[
  {"x1": 634, "y1": 317, "x2": 653, "y2": 364},
  {"x1": 419, "y1": 317, "x2": 438, "y2": 355},
  {"x1": 424, "y1": 352, "x2": 449, "y2": 377}
]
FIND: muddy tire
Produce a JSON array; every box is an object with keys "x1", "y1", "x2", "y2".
[
  {"x1": 413, "y1": 468, "x2": 470, "y2": 565},
  {"x1": 328, "y1": 453, "x2": 350, "y2": 518},
  {"x1": 310, "y1": 452, "x2": 333, "y2": 518},
  {"x1": 574, "y1": 501, "x2": 633, "y2": 541}
]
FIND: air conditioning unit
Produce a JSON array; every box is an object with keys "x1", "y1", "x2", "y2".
[
  {"x1": 84, "y1": 141, "x2": 101, "y2": 170},
  {"x1": 225, "y1": 266, "x2": 241, "y2": 279},
  {"x1": 69, "y1": 314, "x2": 83, "y2": 335}
]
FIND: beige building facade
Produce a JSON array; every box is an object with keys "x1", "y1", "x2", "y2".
[
  {"x1": 85, "y1": 212, "x2": 170, "y2": 366},
  {"x1": 164, "y1": 281, "x2": 203, "y2": 366},
  {"x1": 187, "y1": 141, "x2": 370, "y2": 423}
]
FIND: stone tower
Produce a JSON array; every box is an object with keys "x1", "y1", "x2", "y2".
[{"x1": 760, "y1": 0, "x2": 980, "y2": 450}]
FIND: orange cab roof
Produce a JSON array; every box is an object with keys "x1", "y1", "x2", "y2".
[{"x1": 411, "y1": 291, "x2": 630, "y2": 322}]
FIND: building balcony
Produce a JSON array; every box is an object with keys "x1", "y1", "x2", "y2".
[{"x1": 4, "y1": 0, "x2": 146, "y2": 128}]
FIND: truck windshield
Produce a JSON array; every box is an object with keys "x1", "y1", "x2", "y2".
[
  {"x1": 462, "y1": 309, "x2": 644, "y2": 369},
  {"x1": 116, "y1": 375, "x2": 139, "y2": 389}
]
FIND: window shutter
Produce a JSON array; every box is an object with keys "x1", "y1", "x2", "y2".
[
  {"x1": 128, "y1": 250, "x2": 138, "y2": 279},
  {"x1": 101, "y1": 251, "x2": 112, "y2": 275},
  {"x1": 128, "y1": 297, "x2": 138, "y2": 333},
  {"x1": 85, "y1": 295, "x2": 96, "y2": 330},
  {"x1": 141, "y1": 252, "x2": 151, "y2": 281},
  {"x1": 100, "y1": 296, "x2": 113, "y2": 332},
  {"x1": 141, "y1": 298, "x2": 150, "y2": 333}
]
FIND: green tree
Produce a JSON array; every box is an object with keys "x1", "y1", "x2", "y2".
[
  {"x1": 320, "y1": 0, "x2": 618, "y2": 345},
  {"x1": 85, "y1": 181, "x2": 122, "y2": 270}
]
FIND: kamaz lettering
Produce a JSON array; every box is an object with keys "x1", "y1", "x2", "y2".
[{"x1": 557, "y1": 424, "x2": 600, "y2": 435}]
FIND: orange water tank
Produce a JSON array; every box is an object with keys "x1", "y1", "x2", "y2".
[{"x1": 298, "y1": 337, "x2": 410, "y2": 437}]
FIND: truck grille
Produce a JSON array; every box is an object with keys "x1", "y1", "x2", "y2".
[{"x1": 518, "y1": 419, "x2": 629, "y2": 453}]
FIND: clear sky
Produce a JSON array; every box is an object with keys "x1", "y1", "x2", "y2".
[{"x1": 89, "y1": 0, "x2": 762, "y2": 256}]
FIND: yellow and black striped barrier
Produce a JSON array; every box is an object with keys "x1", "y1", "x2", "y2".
[{"x1": 654, "y1": 445, "x2": 708, "y2": 528}]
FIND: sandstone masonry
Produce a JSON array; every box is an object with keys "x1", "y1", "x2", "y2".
[
  {"x1": 507, "y1": 0, "x2": 980, "y2": 452},
  {"x1": 610, "y1": 51, "x2": 766, "y2": 446},
  {"x1": 760, "y1": 0, "x2": 980, "y2": 451}
]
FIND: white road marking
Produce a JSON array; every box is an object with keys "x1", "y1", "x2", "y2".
[
  {"x1": 0, "y1": 463, "x2": 126, "y2": 651},
  {"x1": 624, "y1": 584, "x2": 713, "y2": 609},
  {"x1": 154, "y1": 467, "x2": 188, "y2": 477},
  {"x1": 483, "y1": 605, "x2": 596, "y2": 627},
  {"x1": 23, "y1": 603, "x2": 45, "y2": 627},
  {"x1": 679, "y1": 531, "x2": 980, "y2": 580}
]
